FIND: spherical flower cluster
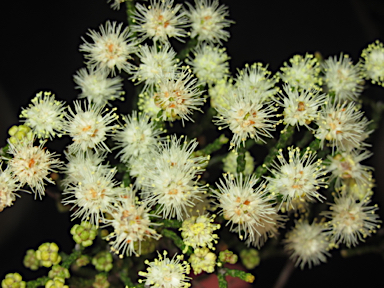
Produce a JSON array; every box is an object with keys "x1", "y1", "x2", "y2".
[
  {"x1": 266, "y1": 147, "x2": 327, "y2": 211},
  {"x1": 74, "y1": 68, "x2": 124, "y2": 107},
  {"x1": 8, "y1": 138, "x2": 62, "y2": 199},
  {"x1": 63, "y1": 100, "x2": 119, "y2": 153},
  {"x1": 189, "y1": 247, "x2": 217, "y2": 274},
  {"x1": 279, "y1": 53, "x2": 321, "y2": 91},
  {"x1": 322, "y1": 54, "x2": 363, "y2": 101},
  {"x1": 0, "y1": 166, "x2": 20, "y2": 212},
  {"x1": 105, "y1": 189, "x2": 161, "y2": 257},
  {"x1": 114, "y1": 111, "x2": 164, "y2": 164},
  {"x1": 62, "y1": 167, "x2": 121, "y2": 226},
  {"x1": 23, "y1": 249, "x2": 39, "y2": 271},
  {"x1": 20, "y1": 91, "x2": 67, "y2": 139},
  {"x1": 214, "y1": 88, "x2": 277, "y2": 150},
  {"x1": 92, "y1": 251, "x2": 113, "y2": 272},
  {"x1": 275, "y1": 84, "x2": 326, "y2": 130},
  {"x1": 80, "y1": 21, "x2": 137, "y2": 76},
  {"x1": 45, "y1": 277, "x2": 69, "y2": 288},
  {"x1": 36, "y1": 242, "x2": 61, "y2": 268},
  {"x1": 284, "y1": 220, "x2": 330, "y2": 269},
  {"x1": 153, "y1": 69, "x2": 204, "y2": 124},
  {"x1": 187, "y1": 44, "x2": 230, "y2": 85},
  {"x1": 70, "y1": 221, "x2": 98, "y2": 247},
  {"x1": 131, "y1": 43, "x2": 179, "y2": 90},
  {"x1": 323, "y1": 194, "x2": 381, "y2": 248},
  {"x1": 139, "y1": 136, "x2": 208, "y2": 220},
  {"x1": 212, "y1": 173, "x2": 276, "y2": 242},
  {"x1": 361, "y1": 40, "x2": 384, "y2": 86},
  {"x1": 186, "y1": 0, "x2": 233, "y2": 44},
  {"x1": 1, "y1": 273, "x2": 26, "y2": 288},
  {"x1": 315, "y1": 101, "x2": 371, "y2": 153},
  {"x1": 180, "y1": 214, "x2": 220, "y2": 250},
  {"x1": 325, "y1": 149, "x2": 373, "y2": 189},
  {"x1": 138, "y1": 251, "x2": 191, "y2": 288},
  {"x1": 132, "y1": 0, "x2": 189, "y2": 43},
  {"x1": 236, "y1": 62, "x2": 279, "y2": 102}
]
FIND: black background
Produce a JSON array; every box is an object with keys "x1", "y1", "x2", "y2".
[{"x1": 1, "y1": 0, "x2": 384, "y2": 287}]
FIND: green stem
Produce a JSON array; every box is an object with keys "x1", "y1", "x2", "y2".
[
  {"x1": 224, "y1": 268, "x2": 255, "y2": 283},
  {"x1": 176, "y1": 37, "x2": 198, "y2": 61},
  {"x1": 160, "y1": 229, "x2": 192, "y2": 254},
  {"x1": 159, "y1": 219, "x2": 182, "y2": 229},
  {"x1": 61, "y1": 248, "x2": 83, "y2": 269},
  {"x1": 254, "y1": 126, "x2": 295, "y2": 179},
  {"x1": 26, "y1": 277, "x2": 50, "y2": 288},
  {"x1": 217, "y1": 271, "x2": 228, "y2": 288},
  {"x1": 236, "y1": 145, "x2": 246, "y2": 174},
  {"x1": 195, "y1": 134, "x2": 229, "y2": 157}
]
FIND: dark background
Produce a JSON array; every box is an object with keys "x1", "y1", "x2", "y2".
[{"x1": 1, "y1": 0, "x2": 384, "y2": 287}]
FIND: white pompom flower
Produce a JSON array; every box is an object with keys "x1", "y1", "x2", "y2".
[
  {"x1": 186, "y1": 0, "x2": 233, "y2": 44},
  {"x1": 322, "y1": 54, "x2": 363, "y2": 101},
  {"x1": 266, "y1": 147, "x2": 327, "y2": 211},
  {"x1": 212, "y1": 173, "x2": 276, "y2": 242},
  {"x1": 139, "y1": 251, "x2": 191, "y2": 288},
  {"x1": 315, "y1": 100, "x2": 371, "y2": 153},
  {"x1": 132, "y1": 0, "x2": 189, "y2": 43},
  {"x1": 361, "y1": 40, "x2": 384, "y2": 86},
  {"x1": 0, "y1": 165, "x2": 21, "y2": 212},
  {"x1": 80, "y1": 21, "x2": 137, "y2": 76},
  {"x1": 284, "y1": 220, "x2": 331, "y2": 269},
  {"x1": 275, "y1": 84, "x2": 326, "y2": 130},
  {"x1": 74, "y1": 67, "x2": 124, "y2": 107},
  {"x1": 8, "y1": 138, "x2": 62, "y2": 199},
  {"x1": 323, "y1": 194, "x2": 381, "y2": 248},
  {"x1": 20, "y1": 91, "x2": 67, "y2": 140},
  {"x1": 64, "y1": 100, "x2": 119, "y2": 153},
  {"x1": 214, "y1": 88, "x2": 277, "y2": 150}
]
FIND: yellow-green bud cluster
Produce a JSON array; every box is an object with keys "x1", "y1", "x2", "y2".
[
  {"x1": 75, "y1": 255, "x2": 90, "y2": 268},
  {"x1": 92, "y1": 251, "x2": 113, "y2": 272},
  {"x1": 48, "y1": 265, "x2": 70, "y2": 280},
  {"x1": 240, "y1": 249, "x2": 260, "y2": 270},
  {"x1": 218, "y1": 250, "x2": 238, "y2": 264},
  {"x1": 93, "y1": 274, "x2": 110, "y2": 288},
  {"x1": 23, "y1": 249, "x2": 40, "y2": 271},
  {"x1": 189, "y1": 247, "x2": 217, "y2": 275},
  {"x1": 1, "y1": 273, "x2": 26, "y2": 288},
  {"x1": 45, "y1": 277, "x2": 68, "y2": 288},
  {"x1": 8, "y1": 125, "x2": 33, "y2": 145},
  {"x1": 70, "y1": 221, "x2": 97, "y2": 247},
  {"x1": 36, "y1": 242, "x2": 61, "y2": 268}
]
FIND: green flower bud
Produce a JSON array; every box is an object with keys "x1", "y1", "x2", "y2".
[
  {"x1": 45, "y1": 277, "x2": 68, "y2": 288},
  {"x1": 1, "y1": 273, "x2": 26, "y2": 288},
  {"x1": 70, "y1": 222, "x2": 97, "y2": 247},
  {"x1": 92, "y1": 251, "x2": 113, "y2": 272},
  {"x1": 218, "y1": 250, "x2": 238, "y2": 264},
  {"x1": 93, "y1": 274, "x2": 110, "y2": 288},
  {"x1": 240, "y1": 248, "x2": 260, "y2": 270},
  {"x1": 36, "y1": 242, "x2": 61, "y2": 268},
  {"x1": 8, "y1": 126, "x2": 19, "y2": 136},
  {"x1": 23, "y1": 249, "x2": 40, "y2": 271},
  {"x1": 48, "y1": 265, "x2": 70, "y2": 279},
  {"x1": 73, "y1": 255, "x2": 90, "y2": 269}
]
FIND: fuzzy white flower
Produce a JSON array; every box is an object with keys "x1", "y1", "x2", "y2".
[
  {"x1": 132, "y1": 0, "x2": 189, "y2": 43},
  {"x1": 279, "y1": 53, "x2": 321, "y2": 91},
  {"x1": 266, "y1": 147, "x2": 327, "y2": 210},
  {"x1": 180, "y1": 214, "x2": 220, "y2": 250},
  {"x1": 153, "y1": 69, "x2": 204, "y2": 125},
  {"x1": 326, "y1": 149, "x2": 372, "y2": 189},
  {"x1": 64, "y1": 101, "x2": 119, "y2": 153},
  {"x1": 114, "y1": 111, "x2": 165, "y2": 163},
  {"x1": 8, "y1": 138, "x2": 62, "y2": 199},
  {"x1": 361, "y1": 40, "x2": 384, "y2": 86},
  {"x1": 80, "y1": 21, "x2": 137, "y2": 76},
  {"x1": 62, "y1": 167, "x2": 121, "y2": 226},
  {"x1": 187, "y1": 44, "x2": 230, "y2": 85},
  {"x1": 0, "y1": 166, "x2": 21, "y2": 212},
  {"x1": 214, "y1": 88, "x2": 277, "y2": 150},
  {"x1": 322, "y1": 54, "x2": 363, "y2": 101},
  {"x1": 105, "y1": 188, "x2": 161, "y2": 257},
  {"x1": 131, "y1": 43, "x2": 179, "y2": 90},
  {"x1": 284, "y1": 220, "x2": 330, "y2": 269},
  {"x1": 107, "y1": 0, "x2": 126, "y2": 10},
  {"x1": 323, "y1": 194, "x2": 381, "y2": 247},
  {"x1": 62, "y1": 150, "x2": 109, "y2": 188},
  {"x1": 20, "y1": 91, "x2": 66, "y2": 139},
  {"x1": 138, "y1": 91, "x2": 162, "y2": 119},
  {"x1": 74, "y1": 68, "x2": 124, "y2": 106},
  {"x1": 315, "y1": 101, "x2": 371, "y2": 153},
  {"x1": 208, "y1": 77, "x2": 234, "y2": 109},
  {"x1": 212, "y1": 173, "x2": 276, "y2": 242},
  {"x1": 275, "y1": 84, "x2": 326, "y2": 130},
  {"x1": 186, "y1": 0, "x2": 233, "y2": 44},
  {"x1": 236, "y1": 63, "x2": 279, "y2": 102},
  {"x1": 139, "y1": 251, "x2": 191, "y2": 288}
]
